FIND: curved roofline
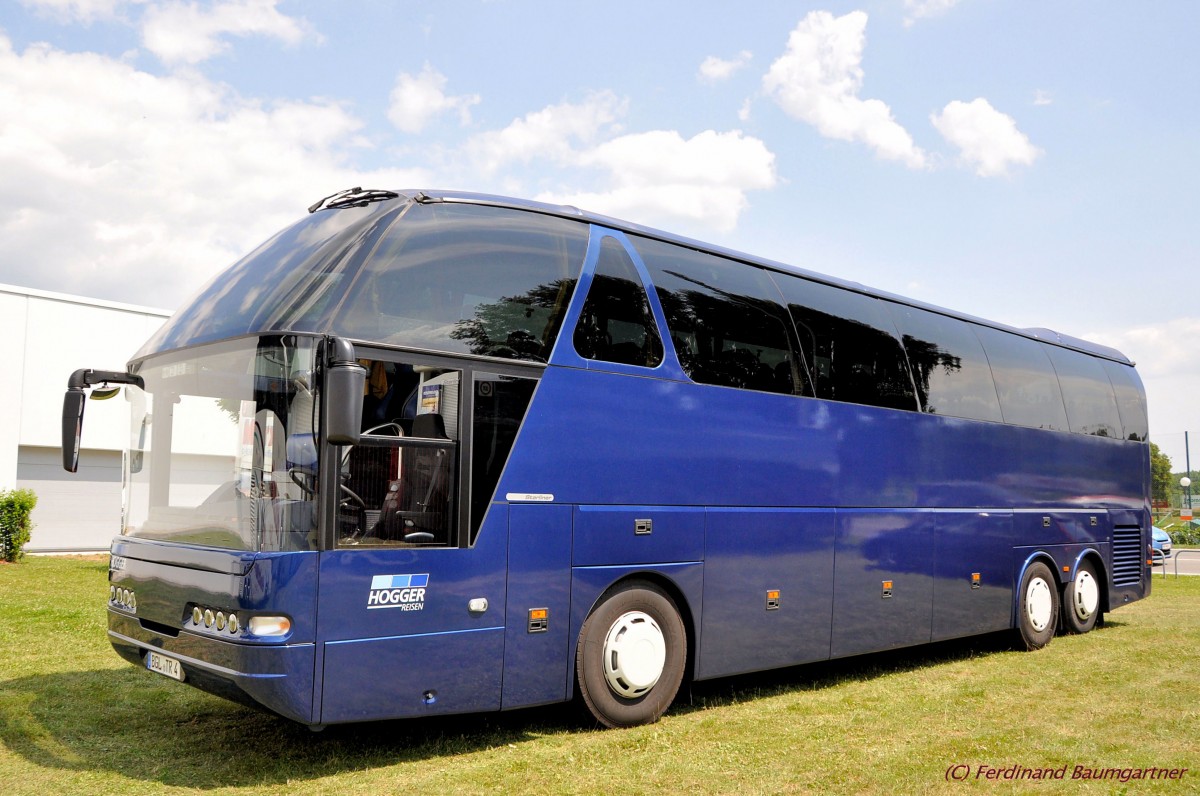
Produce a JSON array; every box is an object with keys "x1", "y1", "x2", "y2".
[{"x1": 337, "y1": 189, "x2": 1133, "y2": 366}]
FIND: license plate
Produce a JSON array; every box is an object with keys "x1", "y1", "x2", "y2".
[{"x1": 145, "y1": 650, "x2": 184, "y2": 681}]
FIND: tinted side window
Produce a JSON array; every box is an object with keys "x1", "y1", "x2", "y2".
[
  {"x1": 887, "y1": 306, "x2": 1003, "y2": 422},
  {"x1": 1104, "y1": 361, "x2": 1148, "y2": 442},
  {"x1": 1043, "y1": 346, "x2": 1123, "y2": 437},
  {"x1": 974, "y1": 327, "x2": 1069, "y2": 431},
  {"x1": 573, "y1": 236, "x2": 664, "y2": 368},
  {"x1": 633, "y1": 236, "x2": 803, "y2": 396},
  {"x1": 775, "y1": 275, "x2": 916, "y2": 410},
  {"x1": 333, "y1": 203, "x2": 587, "y2": 362}
]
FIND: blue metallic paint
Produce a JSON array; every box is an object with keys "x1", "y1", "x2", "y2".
[
  {"x1": 699, "y1": 508, "x2": 835, "y2": 678},
  {"x1": 105, "y1": 208, "x2": 1150, "y2": 724},
  {"x1": 107, "y1": 546, "x2": 320, "y2": 722},
  {"x1": 313, "y1": 507, "x2": 509, "y2": 723},
  {"x1": 502, "y1": 503, "x2": 572, "y2": 709}
]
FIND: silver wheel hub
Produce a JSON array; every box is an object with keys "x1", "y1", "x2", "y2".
[
  {"x1": 1073, "y1": 569, "x2": 1099, "y2": 620},
  {"x1": 1026, "y1": 576, "x2": 1053, "y2": 632},
  {"x1": 602, "y1": 610, "x2": 666, "y2": 698}
]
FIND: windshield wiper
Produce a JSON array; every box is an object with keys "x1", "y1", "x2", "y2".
[{"x1": 308, "y1": 187, "x2": 401, "y2": 214}]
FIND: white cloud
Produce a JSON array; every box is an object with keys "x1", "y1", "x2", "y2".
[
  {"x1": 698, "y1": 50, "x2": 752, "y2": 83},
  {"x1": 466, "y1": 91, "x2": 627, "y2": 174},
  {"x1": 903, "y1": 0, "x2": 962, "y2": 26},
  {"x1": 461, "y1": 94, "x2": 775, "y2": 233},
  {"x1": 763, "y1": 10, "x2": 927, "y2": 168},
  {"x1": 141, "y1": 0, "x2": 319, "y2": 65},
  {"x1": 1033, "y1": 89, "x2": 1053, "y2": 106},
  {"x1": 387, "y1": 64, "x2": 481, "y2": 134},
  {"x1": 930, "y1": 98, "x2": 1041, "y2": 176},
  {"x1": 0, "y1": 34, "x2": 427, "y2": 307},
  {"x1": 541, "y1": 129, "x2": 777, "y2": 233}
]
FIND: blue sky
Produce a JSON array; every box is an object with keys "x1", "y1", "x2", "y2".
[{"x1": 2, "y1": 0, "x2": 1198, "y2": 465}]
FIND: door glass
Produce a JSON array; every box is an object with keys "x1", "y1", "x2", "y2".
[
  {"x1": 338, "y1": 363, "x2": 460, "y2": 547},
  {"x1": 471, "y1": 372, "x2": 538, "y2": 543}
]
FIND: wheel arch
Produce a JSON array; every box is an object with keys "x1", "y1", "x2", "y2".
[
  {"x1": 568, "y1": 568, "x2": 699, "y2": 698},
  {"x1": 1070, "y1": 547, "x2": 1111, "y2": 613},
  {"x1": 1013, "y1": 551, "x2": 1059, "y2": 628}
]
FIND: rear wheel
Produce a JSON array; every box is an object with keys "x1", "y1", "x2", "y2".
[
  {"x1": 1016, "y1": 561, "x2": 1058, "y2": 650},
  {"x1": 576, "y1": 580, "x2": 686, "y2": 728},
  {"x1": 1061, "y1": 558, "x2": 1101, "y2": 634}
]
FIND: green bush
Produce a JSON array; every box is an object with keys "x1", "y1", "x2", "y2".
[
  {"x1": 1170, "y1": 526, "x2": 1200, "y2": 546},
  {"x1": 1157, "y1": 519, "x2": 1200, "y2": 547},
  {"x1": 0, "y1": 488, "x2": 37, "y2": 562}
]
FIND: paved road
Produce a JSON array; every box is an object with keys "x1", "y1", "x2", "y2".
[{"x1": 1154, "y1": 548, "x2": 1200, "y2": 576}]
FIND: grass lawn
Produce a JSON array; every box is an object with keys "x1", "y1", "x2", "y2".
[{"x1": 1, "y1": 556, "x2": 1196, "y2": 795}]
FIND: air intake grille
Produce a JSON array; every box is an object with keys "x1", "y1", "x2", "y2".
[{"x1": 1112, "y1": 526, "x2": 1143, "y2": 586}]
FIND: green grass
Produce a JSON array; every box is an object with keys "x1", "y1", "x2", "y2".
[{"x1": 1, "y1": 557, "x2": 1197, "y2": 795}]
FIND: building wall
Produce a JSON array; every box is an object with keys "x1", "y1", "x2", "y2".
[{"x1": 1, "y1": 284, "x2": 170, "y2": 551}]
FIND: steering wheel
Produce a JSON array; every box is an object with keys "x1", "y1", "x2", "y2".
[{"x1": 338, "y1": 482, "x2": 367, "y2": 510}]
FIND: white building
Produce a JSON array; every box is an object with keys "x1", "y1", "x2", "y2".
[{"x1": 2, "y1": 283, "x2": 169, "y2": 551}]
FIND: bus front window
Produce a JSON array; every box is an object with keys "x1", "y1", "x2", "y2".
[{"x1": 123, "y1": 336, "x2": 320, "y2": 552}]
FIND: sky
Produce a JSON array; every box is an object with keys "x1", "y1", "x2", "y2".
[{"x1": 2, "y1": 0, "x2": 1199, "y2": 467}]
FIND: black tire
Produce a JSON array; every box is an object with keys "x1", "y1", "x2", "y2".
[
  {"x1": 576, "y1": 580, "x2": 687, "y2": 729},
  {"x1": 1061, "y1": 558, "x2": 1101, "y2": 634},
  {"x1": 1016, "y1": 561, "x2": 1058, "y2": 650}
]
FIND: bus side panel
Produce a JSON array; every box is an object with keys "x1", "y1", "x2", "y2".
[
  {"x1": 502, "y1": 503, "x2": 573, "y2": 710},
  {"x1": 572, "y1": 505, "x2": 704, "y2": 566},
  {"x1": 499, "y1": 367, "x2": 839, "y2": 509},
  {"x1": 321, "y1": 629, "x2": 504, "y2": 721},
  {"x1": 502, "y1": 368, "x2": 1146, "y2": 516},
  {"x1": 931, "y1": 511, "x2": 1014, "y2": 641},
  {"x1": 697, "y1": 508, "x2": 835, "y2": 680},
  {"x1": 831, "y1": 510, "x2": 935, "y2": 658}
]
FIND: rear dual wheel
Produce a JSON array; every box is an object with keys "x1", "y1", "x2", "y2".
[
  {"x1": 576, "y1": 580, "x2": 686, "y2": 728},
  {"x1": 1016, "y1": 562, "x2": 1058, "y2": 650},
  {"x1": 1061, "y1": 558, "x2": 1101, "y2": 634}
]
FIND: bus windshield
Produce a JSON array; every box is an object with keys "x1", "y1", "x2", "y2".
[{"x1": 123, "y1": 335, "x2": 320, "y2": 552}]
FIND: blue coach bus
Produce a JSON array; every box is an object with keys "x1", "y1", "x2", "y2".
[{"x1": 63, "y1": 188, "x2": 1151, "y2": 729}]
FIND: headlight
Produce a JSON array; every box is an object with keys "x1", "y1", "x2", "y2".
[{"x1": 247, "y1": 616, "x2": 292, "y2": 637}]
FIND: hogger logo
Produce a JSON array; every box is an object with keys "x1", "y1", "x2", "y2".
[{"x1": 367, "y1": 574, "x2": 429, "y2": 611}]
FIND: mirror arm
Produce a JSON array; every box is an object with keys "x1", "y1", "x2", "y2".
[{"x1": 67, "y1": 368, "x2": 144, "y2": 391}]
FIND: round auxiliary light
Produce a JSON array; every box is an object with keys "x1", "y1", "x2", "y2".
[
  {"x1": 128, "y1": 592, "x2": 136, "y2": 611},
  {"x1": 193, "y1": 606, "x2": 203, "y2": 625},
  {"x1": 203, "y1": 608, "x2": 215, "y2": 628},
  {"x1": 122, "y1": 589, "x2": 132, "y2": 607},
  {"x1": 227, "y1": 614, "x2": 239, "y2": 634},
  {"x1": 110, "y1": 585, "x2": 116, "y2": 601},
  {"x1": 216, "y1": 612, "x2": 226, "y2": 631}
]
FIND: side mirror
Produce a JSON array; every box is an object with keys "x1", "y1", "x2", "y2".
[
  {"x1": 61, "y1": 368, "x2": 144, "y2": 473},
  {"x1": 62, "y1": 389, "x2": 86, "y2": 473},
  {"x1": 324, "y1": 338, "x2": 366, "y2": 445}
]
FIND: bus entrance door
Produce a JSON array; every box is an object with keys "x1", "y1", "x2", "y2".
[{"x1": 313, "y1": 500, "x2": 509, "y2": 724}]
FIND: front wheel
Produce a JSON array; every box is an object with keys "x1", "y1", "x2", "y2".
[
  {"x1": 576, "y1": 580, "x2": 686, "y2": 728},
  {"x1": 1016, "y1": 561, "x2": 1059, "y2": 650},
  {"x1": 1061, "y1": 558, "x2": 1101, "y2": 634}
]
